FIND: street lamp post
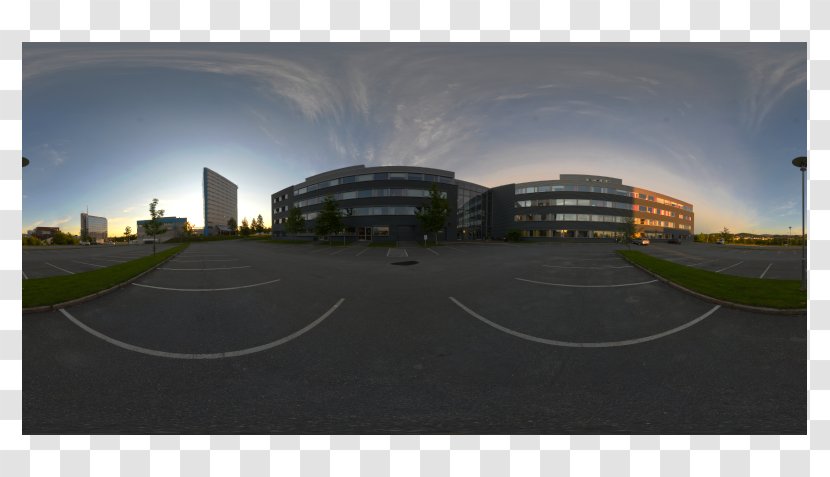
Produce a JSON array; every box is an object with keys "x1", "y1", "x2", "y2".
[{"x1": 792, "y1": 156, "x2": 807, "y2": 291}]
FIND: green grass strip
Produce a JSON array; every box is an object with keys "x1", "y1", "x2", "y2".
[
  {"x1": 618, "y1": 250, "x2": 806, "y2": 310},
  {"x1": 23, "y1": 244, "x2": 188, "y2": 308}
]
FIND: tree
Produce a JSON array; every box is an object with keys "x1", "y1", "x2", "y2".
[
  {"x1": 620, "y1": 217, "x2": 638, "y2": 249},
  {"x1": 142, "y1": 198, "x2": 168, "y2": 254},
  {"x1": 240, "y1": 217, "x2": 251, "y2": 236},
  {"x1": 285, "y1": 207, "x2": 305, "y2": 235},
  {"x1": 124, "y1": 226, "x2": 132, "y2": 244},
  {"x1": 227, "y1": 217, "x2": 237, "y2": 235},
  {"x1": 314, "y1": 195, "x2": 343, "y2": 244},
  {"x1": 414, "y1": 184, "x2": 450, "y2": 245},
  {"x1": 721, "y1": 227, "x2": 731, "y2": 243},
  {"x1": 254, "y1": 214, "x2": 265, "y2": 234},
  {"x1": 182, "y1": 221, "x2": 194, "y2": 238}
]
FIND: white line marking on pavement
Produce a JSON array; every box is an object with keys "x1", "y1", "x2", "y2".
[
  {"x1": 73, "y1": 260, "x2": 106, "y2": 268},
  {"x1": 330, "y1": 248, "x2": 346, "y2": 255},
  {"x1": 96, "y1": 258, "x2": 127, "y2": 263},
  {"x1": 759, "y1": 263, "x2": 772, "y2": 279},
  {"x1": 715, "y1": 261, "x2": 744, "y2": 273},
  {"x1": 45, "y1": 262, "x2": 75, "y2": 275},
  {"x1": 404, "y1": 249, "x2": 408, "y2": 257},
  {"x1": 22, "y1": 271, "x2": 28, "y2": 280},
  {"x1": 356, "y1": 247, "x2": 370, "y2": 257},
  {"x1": 386, "y1": 248, "x2": 392, "y2": 257},
  {"x1": 172, "y1": 259, "x2": 237, "y2": 263},
  {"x1": 444, "y1": 246, "x2": 466, "y2": 253},
  {"x1": 133, "y1": 278, "x2": 280, "y2": 292},
  {"x1": 449, "y1": 297, "x2": 721, "y2": 348},
  {"x1": 426, "y1": 248, "x2": 440, "y2": 255},
  {"x1": 59, "y1": 298, "x2": 345, "y2": 359},
  {"x1": 159, "y1": 266, "x2": 252, "y2": 271},
  {"x1": 515, "y1": 277, "x2": 658, "y2": 288},
  {"x1": 543, "y1": 264, "x2": 632, "y2": 270}
]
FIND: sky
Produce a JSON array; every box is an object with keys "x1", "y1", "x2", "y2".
[{"x1": 23, "y1": 43, "x2": 806, "y2": 235}]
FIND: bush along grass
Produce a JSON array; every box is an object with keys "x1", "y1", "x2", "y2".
[
  {"x1": 618, "y1": 250, "x2": 806, "y2": 310},
  {"x1": 23, "y1": 244, "x2": 188, "y2": 308}
]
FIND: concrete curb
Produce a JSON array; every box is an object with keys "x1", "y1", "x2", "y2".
[
  {"x1": 620, "y1": 255, "x2": 806, "y2": 316},
  {"x1": 23, "y1": 245, "x2": 188, "y2": 314}
]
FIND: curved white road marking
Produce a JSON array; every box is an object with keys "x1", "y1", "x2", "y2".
[
  {"x1": 515, "y1": 277, "x2": 657, "y2": 288},
  {"x1": 133, "y1": 278, "x2": 280, "y2": 292},
  {"x1": 45, "y1": 262, "x2": 75, "y2": 275},
  {"x1": 58, "y1": 298, "x2": 345, "y2": 359},
  {"x1": 449, "y1": 297, "x2": 721, "y2": 348},
  {"x1": 543, "y1": 264, "x2": 632, "y2": 270},
  {"x1": 715, "y1": 261, "x2": 744, "y2": 273},
  {"x1": 159, "y1": 266, "x2": 252, "y2": 271}
]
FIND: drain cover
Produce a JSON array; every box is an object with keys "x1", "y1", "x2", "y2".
[{"x1": 391, "y1": 260, "x2": 419, "y2": 266}]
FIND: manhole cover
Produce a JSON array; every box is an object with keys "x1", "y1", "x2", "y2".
[{"x1": 391, "y1": 261, "x2": 419, "y2": 266}]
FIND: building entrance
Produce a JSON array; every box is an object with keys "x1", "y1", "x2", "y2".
[{"x1": 357, "y1": 227, "x2": 372, "y2": 241}]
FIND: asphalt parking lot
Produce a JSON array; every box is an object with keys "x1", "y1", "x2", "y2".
[
  {"x1": 24, "y1": 240, "x2": 806, "y2": 434},
  {"x1": 22, "y1": 244, "x2": 177, "y2": 279}
]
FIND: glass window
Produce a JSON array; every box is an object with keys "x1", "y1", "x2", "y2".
[
  {"x1": 341, "y1": 175, "x2": 355, "y2": 184},
  {"x1": 357, "y1": 174, "x2": 373, "y2": 182},
  {"x1": 373, "y1": 173, "x2": 387, "y2": 180},
  {"x1": 577, "y1": 199, "x2": 591, "y2": 206},
  {"x1": 538, "y1": 185, "x2": 551, "y2": 192},
  {"x1": 389, "y1": 172, "x2": 407, "y2": 179},
  {"x1": 372, "y1": 226, "x2": 390, "y2": 236},
  {"x1": 341, "y1": 191, "x2": 357, "y2": 200},
  {"x1": 358, "y1": 190, "x2": 372, "y2": 198},
  {"x1": 577, "y1": 214, "x2": 590, "y2": 221},
  {"x1": 408, "y1": 173, "x2": 423, "y2": 181},
  {"x1": 564, "y1": 199, "x2": 577, "y2": 206}
]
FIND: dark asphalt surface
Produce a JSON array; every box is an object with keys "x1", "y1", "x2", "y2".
[
  {"x1": 24, "y1": 240, "x2": 806, "y2": 434},
  {"x1": 635, "y1": 242, "x2": 802, "y2": 280},
  {"x1": 23, "y1": 244, "x2": 177, "y2": 278}
]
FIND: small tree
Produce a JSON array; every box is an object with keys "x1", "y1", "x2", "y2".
[
  {"x1": 415, "y1": 184, "x2": 450, "y2": 245},
  {"x1": 254, "y1": 214, "x2": 265, "y2": 234},
  {"x1": 124, "y1": 226, "x2": 132, "y2": 244},
  {"x1": 227, "y1": 217, "x2": 237, "y2": 235},
  {"x1": 142, "y1": 198, "x2": 168, "y2": 254},
  {"x1": 285, "y1": 207, "x2": 305, "y2": 235},
  {"x1": 314, "y1": 195, "x2": 343, "y2": 244},
  {"x1": 721, "y1": 227, "x2": 731, "y2": 243},
  {"x1": 182, "y1": 221, "x2": 194, "y2": 238},
  {"x1": 240, "y1": 217, "x2": 251, "y2": 236},
  {"x1": 621, "y1": 217, "x2": 638, "y2": 249}
]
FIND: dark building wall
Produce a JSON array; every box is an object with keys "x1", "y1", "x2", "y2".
[{"x1": 488, "y1": 184, "x2": 518, "y2": 239}]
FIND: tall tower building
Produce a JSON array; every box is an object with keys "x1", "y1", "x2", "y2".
[
  {"x1": 203, "y1": 167, "x2": 238, "y2": 236},
  {"x1": 80, "y1": 212, "x2": 108, "y2": 243}
]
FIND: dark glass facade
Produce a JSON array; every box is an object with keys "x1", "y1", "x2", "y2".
[{"x1": 80, "y1": 213, "x2": 107, "y2": 243}]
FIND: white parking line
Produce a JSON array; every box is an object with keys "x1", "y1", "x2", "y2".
[
  {"x1": 450, "y1": 297, "x2": 721, "y2": 348},
  {"x1": 330, "y1": 248, "x2": 346, "y2": 255},
  {"x1": 444, "y1": 246, "x2": 466, "y2": 253},
  {"x1": 515, "y1": 277, "x2": 658, "y2": 288},
  {"x1": 543, "y1": 264, "x2": 632, "y2": 270},
  {"x1": 356, "y1": 247, "x2": 370, "y2": 257},
  {"x1": 133, "y1": 278, "x2": 280, "y2": 292},
  {"x1": 159, "y1": 266, "x2": 252, "y2": 271},
  {"x1": 759, "y1": 263, "x2": 773, "y2": 279},
  {"x1": 73, "y1": 260, "x2": 106, "y2": 268},
  {"x1": 426, "y1": 248, "x2": 440, "y2": 255},
  {"x1": 22, "y1": 271, "x2": 28, "y2": 280},
  {"x1": 172, "y1": 259, "x2": 237, "y2": 263},
  {"x1": 45, "y1": 262, "x2": 75, "y2": 275},
  {"x1": 58, "y1": 298, "x2": 344, "y2": 359},
  {"x1": 715, "y1": 261, "x2": 744, "y2": 273},
  {"x1": 96, "y1": 258, "x2": 127, "y2": 263}
]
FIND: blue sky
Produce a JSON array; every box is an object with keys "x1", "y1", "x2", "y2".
[{"x1": 23, "y1": 43, "x2": 806, "y2": 235}]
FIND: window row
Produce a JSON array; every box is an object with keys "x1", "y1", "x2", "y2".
[
  {"x1": 514, "y1": 213, "x2": 683, "y2": 229},
  {"x1": 515, "y1": 185, "x2": 693, "y2": 211},
  {"x1": 515, "y1": 198, "x2": 692, "y2": 221},
  {"x1": 294, "y1": 172, "x2": 454, "y2": 196},
  {"x1": 294, "y1": 188, "x2": 447, "y2": 208},
  {"x1": 519, "y1": 229, "x2": 691, "y2": 239},
  {"x1": 301, "y1": 206, "x2": 420, "y2": 220}
]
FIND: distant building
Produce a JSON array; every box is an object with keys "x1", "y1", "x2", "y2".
[
  {"x1": 136, "y1": 217, "x2": 188, "y2": 242},
  {"x1": 80, "y1": 213, "x2": 108, "y2": 243},
  {"x1": 203, "y1": 167, "x2": 238, "y2": 236},
  {"x1": 30, "y1": 227, "x2": 61, "y2": 241}
]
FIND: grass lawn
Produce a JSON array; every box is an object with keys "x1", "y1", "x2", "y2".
[
  {"x1": 23, "y1": 244, "x2": 187, "y2": 308},
  {"x1": 618, "y1": 250, "x2": 806, "y2": 310}
]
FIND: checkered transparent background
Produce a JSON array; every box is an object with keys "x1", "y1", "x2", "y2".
[{"x1": 1, "y1": 0, "x2": 828, "y2": 476}]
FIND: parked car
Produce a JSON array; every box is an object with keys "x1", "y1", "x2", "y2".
[
  {"x1": 667, "y1": 238, "x2": 682, "y2": 244},
  {"x1": 79, "y1": 241, "x2": 90, "y2": 246},
  {"x1": 632, "y1": 238, "x2": 650, "y2": 246},
  {"x1": 716, "y1": 238, "x2": 725, "y2": 244}
]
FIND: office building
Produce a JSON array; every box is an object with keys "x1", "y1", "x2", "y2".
[
  {"x1": 203, "y1": 167, "x2": 238, "y2": 236},
  {"x1": 136, "y1": 217, "x2": 188, "y2": 242},
  {"x1": 80, "y1": 213, "x2": 108, "y2": 243},
  {"x1": 272, "y1": 167, "x2": 694, "y2": 242}
]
